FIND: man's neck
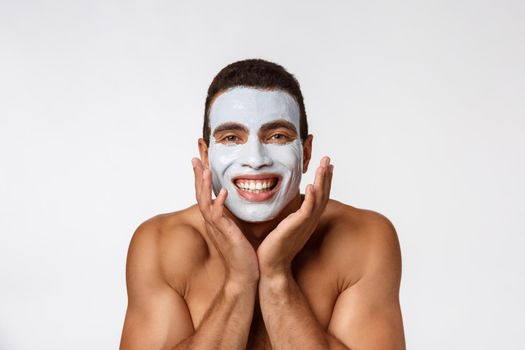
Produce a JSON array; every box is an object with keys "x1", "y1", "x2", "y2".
[{"x1": 225, "y1": 192, "x2": 303, "y2": 249}]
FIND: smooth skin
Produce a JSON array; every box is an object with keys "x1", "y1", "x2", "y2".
[{"x1": 119, "y1": 137, "x2": 406, "y2": 350}]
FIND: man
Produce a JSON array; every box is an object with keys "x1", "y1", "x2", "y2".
[{"x1": 119, "y1": 59, "x2": 406, "y2": 350}]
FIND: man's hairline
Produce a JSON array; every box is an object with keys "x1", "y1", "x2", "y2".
[{"x1": 208, "y1": 86, "x2": 299, "y2": 113}]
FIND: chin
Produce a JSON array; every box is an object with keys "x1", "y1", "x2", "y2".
[
  {"x1": 229, "y1": 205, "x2": 281, "y2": 223},
  {"x1": 225, "y1": 188, "x2": 296, "y2": 223}
]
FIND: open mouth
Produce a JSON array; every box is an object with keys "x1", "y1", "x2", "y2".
[
  {"x1": 232, "y1": 174, "x2": 281, "y2": 202},
  {"x1": 233, "y1": 178, "x2": 278, "y2": 193}
]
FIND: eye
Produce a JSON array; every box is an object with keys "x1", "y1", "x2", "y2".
[
  {"x1": 219, "y1": 134, "x2": 243, "y2": 144},
  {"x1": 267, "y1": 133, "x2": 291, "y2": 143}
]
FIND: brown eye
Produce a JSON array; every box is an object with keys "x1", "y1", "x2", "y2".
[
  {"x1": 269, "y1": 133, "x2": 290, "y2": 142},
  {"x1": 222, "y1": 135, "x2": 241, "y2": 144}
]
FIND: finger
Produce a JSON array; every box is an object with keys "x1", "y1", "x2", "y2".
[
  {"x1": 300, "y1": 184, "x2": 316, "y2": 215},
  {"x1": 313, "y1": 163, "x2": 325, "y2": 190},
  {"x1": 210, "y1": 190, "x2": 242, "y2": 244},
  {"x1": 193, "y1": 158, "x2": 211, "y2": 217},
  {"x1": 315, "y1": 155, "x2": 330, "y2": 183},
  {"x1": 323, "y1": 164, "x2": 334, "y2": 204},
  {"x1": 313, "y1": 164, "x2": 326, "y2": 206},
  {"x1": 192, "y1": 158, "x2": 203, "y2": 200},
  {"x1": 321, "y1": 155, "x2": 330, "y2": 167},
  {"x1": 315, "y1": 156, "x2": 331, "y2": 204},
  {"x1": 321, "y1": 157, "x2": 333, "y2": 192},
  {"x1": 211, "y1": 188, "x2": 227, "y2": 219},
  {"x1": 201, "y1": 168, "x2": 213, "y2": 209}
]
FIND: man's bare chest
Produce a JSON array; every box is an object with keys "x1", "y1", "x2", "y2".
[{"x1": 178, "y1": 251, "x2": 341, "y2": 349}]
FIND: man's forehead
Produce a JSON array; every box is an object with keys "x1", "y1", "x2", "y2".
[{"x1": 208, "y1": 87, "x2": 300, "y2": 130}]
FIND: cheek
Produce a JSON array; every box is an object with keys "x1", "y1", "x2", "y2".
[
  {"x1": 208, "y1": 144, "x2": 242, "y2": 175},
  {"x1": 266, "y1": 141, "x2": 303, "y2": 172}
]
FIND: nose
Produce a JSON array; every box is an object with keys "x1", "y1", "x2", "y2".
[{"x1": 239, "y1": 138, "x2": 273, "y2": 169}]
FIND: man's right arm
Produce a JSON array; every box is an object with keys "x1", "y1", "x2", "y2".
[
  {"x1": 119, "y1": 220, "x2": 257, "y2": 350},
  {"x1": 175, "y1": 280, "x2": 257, "y2": 350}
]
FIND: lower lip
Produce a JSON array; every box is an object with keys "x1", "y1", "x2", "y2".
[{"x1": 234, "y1": 180, "x2": 281, "y2": 202}]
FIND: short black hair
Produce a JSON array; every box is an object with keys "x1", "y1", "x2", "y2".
[{"x1": 203, "y1": 58, "x2": 308, "y2": 145}]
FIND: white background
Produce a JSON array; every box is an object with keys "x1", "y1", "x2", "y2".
[{"x1": 1, "y1": 1, "x2": 524, "y2": 349}]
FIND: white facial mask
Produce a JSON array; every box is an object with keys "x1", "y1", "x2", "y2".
[{"x1": 207, "y1": 87, "x2": 303, "y2": 222}]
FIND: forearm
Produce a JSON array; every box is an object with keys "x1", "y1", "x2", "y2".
[
  {"x1": 259, "y1": 272, "x2": 349, "y2": 350},
  {"x1": 173, "y1": 282, "x2": 257, "y2": 350}
]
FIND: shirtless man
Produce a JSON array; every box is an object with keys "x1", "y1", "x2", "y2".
[{"x1": 119, "y1": 59, "x2": 406, "y2": 350}]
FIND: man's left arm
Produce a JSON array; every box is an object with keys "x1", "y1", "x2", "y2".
[
  {"x1": 258, "y1": 214, "x2": 405, "y2": 350},
  {"x1": 258, "y1": 270, "x2": 350, "y2": 349},
  {"x1": 256, "y1": 157, "x2": 405, "y2": 349}
]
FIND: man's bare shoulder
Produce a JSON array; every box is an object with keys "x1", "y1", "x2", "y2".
[
  {"x1": 321, "y1": 199, "x2": 398, "y2": 243},
  {"x1": 127, "y1": 205, "x2": 209, "y2": 294},
  {"x1": 318, "y1": 199, "x2": 402, "y2": 288}
]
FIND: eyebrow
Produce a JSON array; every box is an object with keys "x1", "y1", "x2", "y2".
[
  {"x1": 258, "y1": 119, "x2": 298, "y2": 134},
  {"x1": 212, "y1": 122, "x2": 249, "y2": 136}
]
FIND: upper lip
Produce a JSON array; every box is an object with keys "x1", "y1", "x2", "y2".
[{"x1": 231, "y1": 173, "x2": 281, "y2": 181}]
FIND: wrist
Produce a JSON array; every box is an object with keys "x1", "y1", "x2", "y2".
[
  {"x1": 259, "y1": 268, "x2": 294, "y2": 292},
  {"x1": 223, "y1": 278, "x2": 258, "y2": 297},
  {"x1": 259, "y1": 264, "x2": 292, "y2": 281}
]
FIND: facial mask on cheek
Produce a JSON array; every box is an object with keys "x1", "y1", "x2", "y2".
[{"x1": 207, "y1": 87, "x2": 304, "y2": 222}]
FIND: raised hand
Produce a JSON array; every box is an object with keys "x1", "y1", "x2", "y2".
[
  {"x1": 192, "y1": 158, "x2": 260, "y2": 287},
  {"x1": 256, "y1": 156, "x2": 334, "y2": 279}
]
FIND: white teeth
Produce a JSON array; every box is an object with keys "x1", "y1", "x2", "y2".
[{"x1": 234, "y1": 178, "x2": 277, "y2": 192}]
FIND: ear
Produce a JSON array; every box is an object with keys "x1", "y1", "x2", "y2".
[
  {"x1": 302, "y1": 134, "x2": 313, "y2": 173},
  {"x1": 198, "y1": 138, "x2": 210, "y2": 168}
]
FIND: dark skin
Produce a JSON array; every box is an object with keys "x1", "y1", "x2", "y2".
[{"x1": 120, "y1": 125, "x2": 405, "y2": 349}]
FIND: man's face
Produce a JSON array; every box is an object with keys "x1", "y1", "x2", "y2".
[{"x1": 207, "y1": 87, "x2": 303, "y2": 222}]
